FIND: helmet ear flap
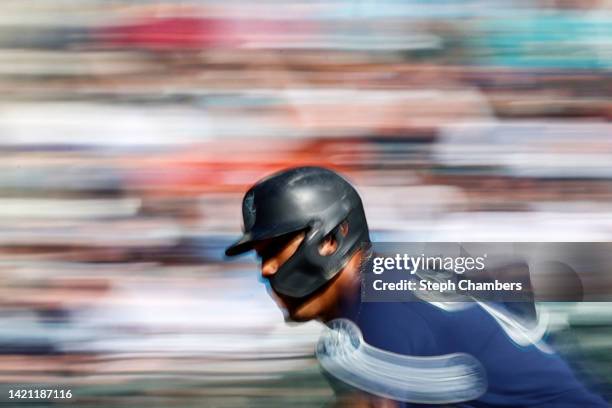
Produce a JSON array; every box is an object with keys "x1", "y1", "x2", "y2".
[
  {"x1": 306, "y1": 219, "x2": 324, "y2": 243},
  {"x1": 302, "y1": 220, "x2": 325, "y2": 256}
]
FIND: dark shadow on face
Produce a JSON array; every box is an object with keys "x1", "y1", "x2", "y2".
[
  {"x1": 255, "y1": 222, "x2": 348, "y2": 321},
  {"x1": 254, "y1": 229, "x2": 343, "y2": 322},
  {"x1": 255, "y1": 231, "x2": 308, "y2": 318}
]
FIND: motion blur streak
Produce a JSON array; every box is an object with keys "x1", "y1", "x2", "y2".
[
  {"x1": 317, "y1": 319, "x2": 487, "y2": 404},
  {"x1": 0, "y1": 0, "x2": 611, "y2": 406}
]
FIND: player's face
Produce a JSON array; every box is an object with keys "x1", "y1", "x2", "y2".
[{"x1": 254, "y1": 232, "x2": 341, "y2": 322}]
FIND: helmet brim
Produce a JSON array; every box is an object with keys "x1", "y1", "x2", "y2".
[{"x1": 224, "y1": 221, "x2": 308, "y2": 257}]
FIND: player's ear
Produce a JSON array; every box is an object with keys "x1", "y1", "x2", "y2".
[
  {"x1": 318, "y1": 232, "x2": 338, "y2": 256},
  {"x1": 339, "y1": 220, "x2": 349, "y2": 237},
  {"x1": 318, "y1": 221, "x2": 349, "y2": 256}
]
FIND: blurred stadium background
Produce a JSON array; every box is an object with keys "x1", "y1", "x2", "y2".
[{"x1": 0, "y1": 0, "x2": 611, "y2": 406}]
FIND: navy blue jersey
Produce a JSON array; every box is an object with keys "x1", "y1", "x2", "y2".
[{"x1": 332, "y1": 295, "x2": 608, "y2": 407}]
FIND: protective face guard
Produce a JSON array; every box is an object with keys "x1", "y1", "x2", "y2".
[
  {"x1": 269, "y1": 207, "x2": 370, "y2": 298},
  {"x1": 316, "y1": 319, "x2": 488, "y2": 404}
]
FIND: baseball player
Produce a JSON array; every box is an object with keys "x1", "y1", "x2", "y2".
[{"x1": 225, "y1": 166, "x2": 607, "y2": 407}]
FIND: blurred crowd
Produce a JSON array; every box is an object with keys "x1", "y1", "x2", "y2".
[{"x1": 0, "y1": 0, "x2": 611, "y2": 406}]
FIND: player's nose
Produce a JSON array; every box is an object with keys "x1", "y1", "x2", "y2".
[{"x1": 261, "y1": 258, "x2": 279, "y2": 277}]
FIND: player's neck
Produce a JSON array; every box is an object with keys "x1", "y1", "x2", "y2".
[{"x1": 320, "y1": 251, "x2": 363, "y2": 323}]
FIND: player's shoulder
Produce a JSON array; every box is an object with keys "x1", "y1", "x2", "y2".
[
  {"x1": 376, "y1": 300, "x2": 505, "y2": 353},
  {"x1": 356, "y1": 301, "x2": 440, "y2": 356}
]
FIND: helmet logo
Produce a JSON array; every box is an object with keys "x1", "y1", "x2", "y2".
[{"x1": 243, "y1": 191, "x2": 256, "y2": 229}]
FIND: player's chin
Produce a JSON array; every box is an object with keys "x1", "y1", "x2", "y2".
[
  {"x1": 269, "y1": 293, "x2": 302, "y2": 318},
  {"x1": 269, "y1": 289, "x2": 319, "y2": 322},
  {"x1": 283, "y1": 306, "x2": 313, "y2": 322}
]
